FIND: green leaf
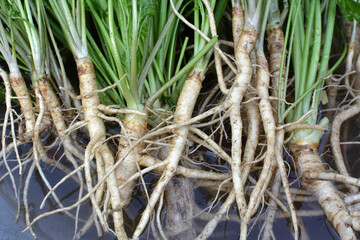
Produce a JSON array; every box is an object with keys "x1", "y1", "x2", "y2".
[
  {"x1": 92, "y1": 0, "x2": 107, "y2": 11},
  {"x1": 337, "y1": 0, "x2": 360, "y2": 23}
]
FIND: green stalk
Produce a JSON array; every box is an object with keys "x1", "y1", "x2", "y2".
[
  {"x1": 79, "y1": 0, "x2": 86, "y2": 48},
  {"x1": 301, "y1": 0, "x2": 321, "y2": 121},
  {"x1": 145, "y1": 36, "x2": 218, "y2": 108},
  {"x1": 0, "y1": 18, "x2": 13, "y2": 67},
  {"x1": 277, "y1": 0, "x2": 298, "y2": 122},
  {"x1": 106, "y1": 0, "x2": 132, "y2": 106},
  {"x1": 293, "y1": 0, "x2": 315, "y2": 121},
  {"x1": 286, "y1": 0, "x2": 336, "y2": 124},
  {"x1": 47, "y1": 0, "x2": 86, "y2": 58},
  {"x1": 87, "y1": 0, "x2": 132, "y2": 105},
  {"x1": 138, "y1": 0, "x2": 184, "y2": 96},
  {"x1": 214, "y1": 0, "x2": 228, "y2": 26},
  {"x1": 283, "y1": 0, "x2": 339, "y2": 146},
  {"x1": 281, "y1": 40, "x2": 346, "y2": 123},
  {"x1": 0, "y1": 2, "x2": 33, "y2": 71},
  {"x1": 130, "y1": 0, "x2": 139, "y2": 108},
  {"x1": 258, "y1": 0, "x2": 271, "y2": 48},
  {"x1": 175, "y1": 37, "x2": 189, "y2": 76},
  {"x1": 87, "y1": 33, "x2": 124, "y2": 102},
  {"x1": 15, "y1": 0, "x2": 43, "y2": 78},
  {"x1": 194, "y1": 1, "x2": 200, "y2": 55},
  {"x1": 313, "y1": 0, "x2": 336, "y2": 112}
]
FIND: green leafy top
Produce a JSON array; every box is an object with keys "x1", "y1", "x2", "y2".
[
  {"x1": 81, "y1": 0, "x2": 225, "y2": 112},
  {"x1": 87, "y1": 0, "x2": 184, "y2": 111},
  {"x1": 337, "y1": 0, "x2": 360, "y2": 23}
]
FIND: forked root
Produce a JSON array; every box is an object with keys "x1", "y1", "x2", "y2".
[
  {"x1": 75, "y1": 57, "x2": 126, "y2": 239},
  {"x1": 244, "y1": 50, "x2": 276, "y2": 226}
]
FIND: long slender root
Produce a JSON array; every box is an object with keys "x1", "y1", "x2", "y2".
[
  {"x1": 244, "y1": 50, "x2": 276, "y2": 225},
  {"x1": 275, "y1": 129, "x2": 298, "y2": 239},
  {"x1": 228, "y1": 4, "x2": 258, "y2": 221}
]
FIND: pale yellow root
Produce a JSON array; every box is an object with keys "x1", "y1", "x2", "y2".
[
  {"x1": 329, "y1": 24, "x2": 360, "y2": 192},
  {"x1": 196, "y1": 207, "x2": 324, "y2": 225},
  {"x1": 275, "y1": 129, "x2": 298, "y2": 239},
  {"x1": 345, "y1": 193, "x2": 360, "y2": 205},
  {"x1": 306, "y1": 172, "x2": 360, "y2": 188},
  {"x1": 244, "y1": 54, "x2": 276, "y2": 223},
  {"x1": 242, "y1": 155, "x2": 277, "y2": 239},
  {"x1": 227, "y1": 14, "x2": 258, "y2": 219},
  {"x1": 329, "y1": 20, "x2": 359, "y2": 108},
  {"x1": 196, "y1": 97, "x2": 260, "y2": 238},
  {"x1": 240, "y1": 48, "x2": 278, "y2": 238},
  {"x1": 259, "y1": 129, "x2": 298, "y2": 239},
  {"x1": 189, "y1": 124, "x2": 234, "y2": 161},
  {"x1": 267, "y1": 25, "x2": 298, "y2": 237},
  {"x1": 83, "y1": 140, "x2": 108, "y2": 230},
  {"x1": 115, "y1": 114, "x2": 147, "y2": 206},
  {"x1": 232, "y1": 1, "x2": 244, "y2": 49},
  {"x1": 292, "y1": 145, "x2": 357, "y2": 240},
  {"x1": 133, "y1": 70, "x2": 205, "y2": 239},
  {"x1": 23, "y1": 161, "x2": 38, "y2": 239},
  {"x1": 201, "y1": 0, "x2": 227, "y2": 96},
  {"x1": 9, "y1": 71, "x2": 36, "y2": 135},
  {"x1": 95, "y1": 152, "x2": 106, "y2": 205},
  {"x1": 156, "y1": 193, "x2": 167, "y2": 240},
  {"x1": 37, "y1": 76, "x2": 85, "y2": 223},
  {"x1": 37, "y1": 77, "x2": 66, "y2": 132},
  {"x1": 267, "y1": 27, "x2": 285, "y2": 104},
  {"x1": 76, "y1": 57, "x2": 126, "y2": 239},
  {"x1": 241, "y1": 96, "x2": 260, "y2": 181},
  {"x1": 40, "y1": 163, "x2": 85, "y2": 208},
  {"x1": 37, "y1": 76, "x2": 83, "y2": 160},
  {"x1": 23, "y1": 86, "x2": 46, "y2": 240},
  {"x1": 27, "y1": 85, "x2": 83, "y2": 230},
  {"x1": 344, "y1": 20, "x2": 359, "y2": 98}
]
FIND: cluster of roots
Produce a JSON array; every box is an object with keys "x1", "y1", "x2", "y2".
[{"x1": 2, "y1": 2, "x2": 360, "y2": 240}]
